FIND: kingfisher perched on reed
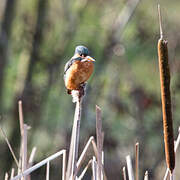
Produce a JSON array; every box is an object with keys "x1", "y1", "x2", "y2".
[{"x1": 64, "y1": 45, "x2": 95, "y2": 95}]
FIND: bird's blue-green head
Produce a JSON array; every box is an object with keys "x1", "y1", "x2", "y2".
[{"x1": 75, "y1": 45, "x2": 89, "y2": 57}]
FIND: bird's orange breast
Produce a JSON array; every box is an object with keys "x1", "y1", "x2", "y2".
[{"x1": 65, "y1": 61, "x2": 94, "y2": 90}]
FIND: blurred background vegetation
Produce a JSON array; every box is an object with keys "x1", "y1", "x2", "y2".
[{"x1": 0, "y1": 0, "x2": 180, "y2": 179}]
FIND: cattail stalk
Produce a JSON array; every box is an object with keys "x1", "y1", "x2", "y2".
[{"x1": 157, "y1": 4, "x2": 175, "y2": 173}]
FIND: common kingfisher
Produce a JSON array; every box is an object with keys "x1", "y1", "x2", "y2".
[{"x1": 64, "y1": 45, "x2": 95, "y2": 95}]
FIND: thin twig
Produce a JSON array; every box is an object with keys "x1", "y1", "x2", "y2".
[
  {"x1": 10, "y1": 150, "x2": 65, "y2": 180},
  {"x1": 0, "y1": 125, "x2": 19, "y2": 167},
  {"x1": 158, "y1": 4, "x2": 163, "y2": 39},
  {"x1": 126, "y1": 155, "x2": 134, "y2": 180},
  {"x1": 135, "y1": 142, "x2": 139, "y2": 180}
]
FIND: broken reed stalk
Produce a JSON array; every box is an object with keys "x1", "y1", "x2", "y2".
[
  {"x1": 92, "y1": 156, "x2": 97, "y2": 180},
  {"x1": 11, "y1": 150, "x2": 65, "y2": 180},
  {"x1": 46, "y1": 161, "x2": 50, "y2": 180},
  {"x1": 144, "y1": 171, "x2": 148, "y2": 180},
  {"x1": 126, "y1": 155, "x2": 134, "y2": 180},
  {"x1": 11, "y1": 168, "x2": 15, "y2": 179},
  {"x1": 22, "y1": 124, "x2": 28, "y2": 180},
  {"x1": 78, "y1": 159, "x2": 92, "y2": 180},
  {"x1": 135, "y1": 142, "x2": 139, "y2": 180},
  {"x1": 157, "y1": 5, "x2": 175, "y2": 174},
  {"x1": 96, "y1": 105, "x2": 103, "y2": 180},
  {"x1": 66, "y1": 90, "x2": 83, "y2": 180},
  {"x1": 27, "y1": 147, "x2": 37, "y2": 180},
  {"x1": 5, "y1": 173, "x2": 8, "y2": 180},
  {"x1": 123, "y1": 166, "x2": 127, "y2": 180},
  {"x1": 164, "y1": 127, "x2": 180, "y2": 180},
  {"x1": 28, "y1": 147, "x2": 37, "y2": 167},
  {"x1": 62, "y1": 150, "x2": 66, "y2": 180}
]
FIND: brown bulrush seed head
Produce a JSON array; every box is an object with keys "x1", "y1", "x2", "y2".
[{"x1": 158, "y1": 38, "x2": 175, "y2": 172}]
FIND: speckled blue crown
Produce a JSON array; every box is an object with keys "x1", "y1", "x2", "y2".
[{"x1": 75, "y1": 45, "x2": 89, "y2": 56}]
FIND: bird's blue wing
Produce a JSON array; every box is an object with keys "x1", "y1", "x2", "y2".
[{"x1": 64, "y1": 57, "x2": 82, "y2": 74}]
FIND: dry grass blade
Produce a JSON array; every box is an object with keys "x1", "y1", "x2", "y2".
[
  {"x1": 126, "y1": 155, "x2": 134, "y2": 180},
  {"x1": 78, "y1": 159, "x2": 92, "y2": 180},
  {"x1": 164, "y1": 127, "x2": 180, "y2": 180},
  {"x1": 10, "y1": 150, "x2": 65, "y2": 180},
  {"x1": 96, "y1": 105, "x2": 103, "y2": 180},
  {"x1": 46, "y1": 162, "x2": 50, "y2": 180},
  {"x1": 135, "y1": 142, "x2": 139, "y2": 180},
  {"x1": 157, "y1": 4, "x2": 175, "y2": 173},
  {"x1": 144, "y1": 171, "x2": 148, "y2": 180},
  {"x1": 123, "y1": 166, "x2": 127, "y2": 180},
  {"x1": 0, "y1": 125, "x2": 19, "y2": 167}
]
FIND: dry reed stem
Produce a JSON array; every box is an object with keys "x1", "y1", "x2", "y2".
[
  {"x1": 0, "y1": 125, "x2": 19, "y2": 167},
  {"x1": 92, "y1": 156, "x2": 97, "y2": 180},
  {"x1": 28, "y1": 147, "x2": 37, "y2": 167},
  {"x1": 66, "y1": 92, "x2": 83, "y2": 180},
  {"x1": 5, "y1": 173, "x2": 9, "y2": 180},
  {"x1": 144, "y1": 171, "x2": 148, "y2": 180},
  {"x1": 18, "y1": 100, "x2": 24, "y2": 179},
  {"x1": 135, "y1": 142, "x2": 139, "y2": 180},
  {"x1": 170, "y1": 173, "x2": 173, "y2": 180},
  {"x1": 10, "y1": 150, "x2": 65, "y2": 180},
  {"x1": 22, "y1": 124, "x2": 28, "y2": 180},
  {"x1": 74, "y1": 135, "x2": 107, "y2": 180},
  {"x1": 46, "y1": 161, "x2": 50, "y2": 180},
  {"x1": 27, "y1": 146, "x2": 36, "y2": 180},
  {"x1": 78, "y1": 159, "x2": 92, "y2": 180},
  {"x1": 11, "y1": 169, "x2": 15, "y2": 179},
  {"x1": 75, "y1": 136, "x2": 95, "y2": 175},
  {"x1": 96, "y1": 105, "x2": 103, "y2": 180},
  {"x1": 18, "y1": 101, "x2": 24, "y2": 137},
  {"x1": 126, "y1": 155, "x2": 134, "y2": 180},
  {"x1": 62, "y1": 150, "x2": 66, "y2": 180},
  {"x1": 164, "y1": 127, "x2": 180, "y2": 180},
  {"x1": 123, "y1": 166, "x2": 127, "y2": 180},
  {"x1": 157, "y1": 4, "x2": 175, "y2": 173}
]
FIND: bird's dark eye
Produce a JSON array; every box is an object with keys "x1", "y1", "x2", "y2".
[
  {"x1": 80, "y1": 54, "x2": 83, "y2": 56},
  {"x1": 84, "y1": 54, "x2": 87, "y2": 57}
]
